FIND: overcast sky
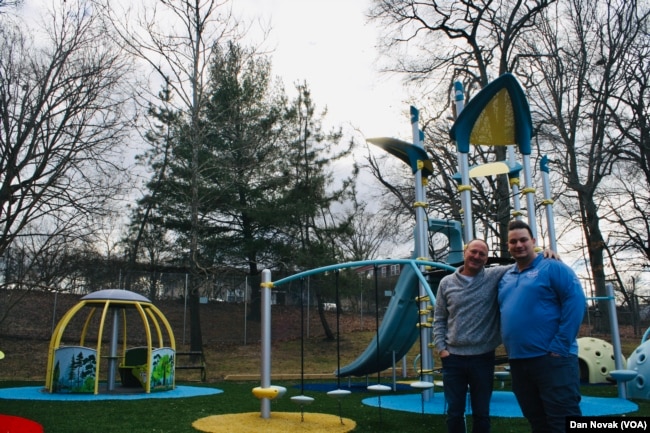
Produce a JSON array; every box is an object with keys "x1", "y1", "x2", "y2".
[
  {"x1": 231, "y1": 0, "x2": 420, "y2": 223},
  {"x1": 232, "y1": 0, "x2": 414, "y2": 141}
]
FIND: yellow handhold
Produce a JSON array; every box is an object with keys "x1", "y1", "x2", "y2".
[{"x1": 252, "y1": 386, "x2": 279, "y2": 400}]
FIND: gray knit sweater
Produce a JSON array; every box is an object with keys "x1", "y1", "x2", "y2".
[{"x1": 433, "y1": 265, "x2": 511, "y2": 356}]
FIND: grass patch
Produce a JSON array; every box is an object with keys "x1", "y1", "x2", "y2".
[{"x1": 0, "y1": 380, "x2": 648, "y2": 433}]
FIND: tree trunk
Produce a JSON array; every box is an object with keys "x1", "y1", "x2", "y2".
[
  {"x1": 582, "y1": 196, "x2": 609, "y2": 332},
  {"x1": 315, "y1": 291, "x2": 334, "y2": 340},
  {"x1": 189, "y1": 282, "x2": 203, "y2": 356}
]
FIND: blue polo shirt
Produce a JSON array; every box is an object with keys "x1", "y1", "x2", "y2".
[{"x1": 498, "y1": 254, "x2": 585, "y2": 359}]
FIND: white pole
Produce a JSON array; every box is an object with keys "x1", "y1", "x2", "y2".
[
  {"x1": 108, "y1": 308, "x2": 119, "y2": 391},
  {"x1": 521, "y1": 154, "x2": 538, "y2": 241},
  {"x1": 540, "y1": 156, "x2": 557, "y2": 251},
  {"x1": 454, "y1": 81, "x2": 473, "y2": 242},
  {"x1": 508, "y1": 146, "x2": 523, "y2": 219},
  {"x1": 411, "y1": 106, "x2": 433, "y2": 400},
  {"x1": 260, "y1": 269, "x2": 272, "y2": 418},
  {"x1": 606, "y1": 283, "x2": 627, "y2": 398}
]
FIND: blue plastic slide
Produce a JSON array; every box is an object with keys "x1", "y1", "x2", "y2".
[{"x1": 336, "y1": 264, "x2": 421, "y2": 377}]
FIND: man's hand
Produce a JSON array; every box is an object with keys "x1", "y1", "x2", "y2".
[{"x1": 543, "y1": 249, "x2": 561, "y2": 260}]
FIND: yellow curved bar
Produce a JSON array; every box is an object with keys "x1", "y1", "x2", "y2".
[
  {"x1": 146, "y1": 309, "x2": 164, "y2": 348},
  {"x1": 509, "y1": 177, "x2": 520, "y2": 187},
  {"x1": 80, "y1": 308, "x2": 97, "y2": 347},
  {"x1": 521, "y1": 187, "x2": 536, "y2": 194},
  {"x1": 260, "y1": 282, "x2": 273, "y2": 289},
  {"x1": 252, "y1": 386, "x2": 280, "y2": 400},
  {"x1": 149, "y1": 303, "x2": 176, "y2": 351},
  {"x1": 46, "y1": 300, "x2": 88, "y2": 391},
  {"x1": 458, "y1": 184, "x2": 472, "y2": 192},
  {"x1": 413, "y1": 201, "x2": 428, "y2": 208},
  {"x1": 95, "y1": 301, "x2": 112, "y2": 395},
  {"x1": 147, "y1": 303, "x2": 176, "y2": 388},
  {"x1": 134, "y1": 303, "x2": 153, "y2": 393}
]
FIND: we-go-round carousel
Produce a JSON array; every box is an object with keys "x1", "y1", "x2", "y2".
[{"x1": 45, "y1": 289, "x2": 176, "y2": 394}]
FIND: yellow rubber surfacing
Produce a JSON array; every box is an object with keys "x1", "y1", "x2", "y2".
[{"x1": 192, "y1": 412, "x2": 356, "y2": 433}]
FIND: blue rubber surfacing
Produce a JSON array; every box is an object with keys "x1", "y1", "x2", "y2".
[
  {"x1": 0, "y1": 385, "x2": 222, "y2": 401},
  {"x1": 1, "y1": 386, "x2": 637, "y2": 418},
  {"x1": 362, "y1": 391, "x2": 638, "y2": 418}
]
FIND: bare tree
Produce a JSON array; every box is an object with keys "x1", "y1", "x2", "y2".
[
  {"x1": 0, "y1": 1, "x2": 134, "y2": 327},
  {"x1": 516, "y1": 0, "x2": 648, "y2": 321},
  {"x1": 602, "y1": 7, "x2": 650, "y2": 263},
  {"x1": 337, "y1": 198, "x2": 401, "y2": 262},
  {"x1": 0, "y1": 0, "x2": 22, "y2": 13},
  {"x1": 367, "y1": 0, "x2": 557, "y2": 254}
]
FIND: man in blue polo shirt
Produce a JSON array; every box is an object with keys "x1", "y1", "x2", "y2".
[{"x1": 498, "y1": 220, "x2": 585, "y2": 433}]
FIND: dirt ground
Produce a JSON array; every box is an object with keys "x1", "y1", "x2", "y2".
[
  {"x1": 0, "y1": 290, "x2": 372, "y2": 382},
  {"x1": 0, "y1": 290, "x2": 644, "y2": 383}
]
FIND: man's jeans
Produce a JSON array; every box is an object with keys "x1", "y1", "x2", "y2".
[
  {"x1": 509, "y1": 355, "x2": 582, "y2": 433},
  {"x1": 442, "y1": 351, "x2": 495, "y2": 433}
]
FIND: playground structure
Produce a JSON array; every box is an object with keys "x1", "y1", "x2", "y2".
[
  {"x1": 250, "y1": 72, "x2": 639, "y2": 423},
  {"x1": 624, "y1": 326, "x2": 650, "y2": 399},
  {"x1": 0, "y1": 71, "x2": 631, "y2": 432},
  {"x1": 45, "y1": 289, "x2": 176, "y2": 394},
  {"x1": 578, "y1": 337, "x2": 621, "y2": 384}
]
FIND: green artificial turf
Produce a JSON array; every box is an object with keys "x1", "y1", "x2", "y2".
[{"x1": 0, "y1": 381, "x2": 647, "y2": 433}]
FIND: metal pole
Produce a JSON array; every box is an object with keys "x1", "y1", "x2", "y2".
[
  {"x1": 508, "y1": 146, "x2": 522, "y2": 219},
  {"x1": 453, "y1": 81, "x2": 473, "y2": 242},
  {"x1": 108, "y1": 308, "x2": 119, "y2": 391},
  {"x1": 411, "y1": 106, "x2": 433, "y2": 400},
  {"x1": 260, "y1": 269, "x2": 272, "y2": 418},
  {"x1": 606, "y1": 283, "x2": 627, "y2": 398},
  {"x1": 540, "y1": 156, "x2": 557, "y2": 251},
  {"x1": 521, "y1": 154, "x2": 538, "y2": 241}
]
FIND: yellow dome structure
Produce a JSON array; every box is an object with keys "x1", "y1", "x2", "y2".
[
  {"x1": 578, "y1": 337, "x2": 622, "y2": 384},
  {"x1": 45, "y1": 289, "x2": 176, "y2": 394}
]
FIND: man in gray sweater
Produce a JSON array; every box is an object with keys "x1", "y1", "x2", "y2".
[
  {"x1": 434, "y1": 239, "x2": 557, "y2": 433},
  {"x1": 433, "y1": 239, "x2": 506, "y2": 433}
]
